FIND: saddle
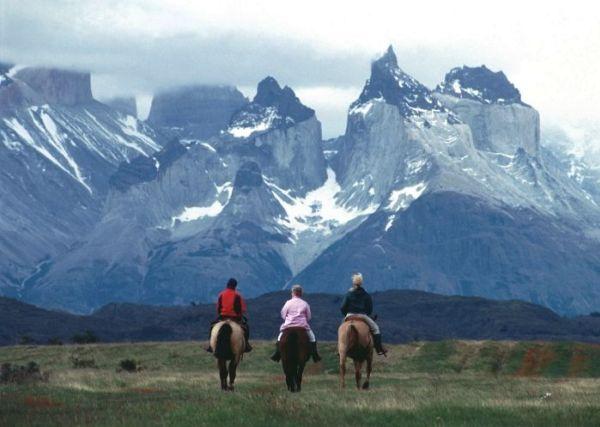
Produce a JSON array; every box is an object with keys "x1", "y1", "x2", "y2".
[{"x1": 344, "y1": 315, "x2": 369, "y2": 324}]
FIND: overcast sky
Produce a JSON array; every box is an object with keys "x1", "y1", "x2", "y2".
[{"x1": 1, "y1": 0, "x2": 599, "y2": 138}]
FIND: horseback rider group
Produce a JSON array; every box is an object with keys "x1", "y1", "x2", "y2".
[{"x1": 207, "y1": 273, "x2": 387, "y2": 358}]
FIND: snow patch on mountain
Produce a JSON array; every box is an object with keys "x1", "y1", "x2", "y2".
[
  {"x1": 171, "y1": 182, "x2": 233, "y2": 226},
  {"x1": 387, "y1": 182, "x2": 428, "y2": 211},
  {"x1": 266, "y1": 168, "x2": 378, "y2": 239},
  {"x1": 228, "y1": 106, "x2": 281, "y2": 138}
]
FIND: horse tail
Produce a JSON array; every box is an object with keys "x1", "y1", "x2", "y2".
[
  {"x1": 215, "y1": 323, "x2": 233, "y2": 360},
  {"x1": 285, "y1": 330, "x2": 300, "y2": 367},
  {"x1": 348, "y1": 323, "x2": 358, "y2": 347}
]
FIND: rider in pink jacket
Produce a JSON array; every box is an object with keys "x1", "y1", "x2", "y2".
[{"x1": 270, "y1": 284, "x2": 321, "y2": 362}]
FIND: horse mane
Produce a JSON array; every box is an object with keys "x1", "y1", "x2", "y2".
[{"x1": 215, "y1": 322, "x2": 233, "y2": 360}]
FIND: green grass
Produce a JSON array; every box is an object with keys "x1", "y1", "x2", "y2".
[{"x1": 1, "y1": 340, "x2": 600, "y2": 426}]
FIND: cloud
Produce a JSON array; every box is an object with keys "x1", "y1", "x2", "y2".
[{"x1": 1, "y1": 0, "x2": 599, "y2": 137}]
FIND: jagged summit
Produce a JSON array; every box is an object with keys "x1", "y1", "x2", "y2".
[
  {"x1": 228, "y1": 76, "x2": 314, "y2": 138},
  {"x1": 437, "y1": 65, "x2": 523, "y2": 105},
  {"x1": 351, "y1": 45, "x2": 445, "y2": 117}
]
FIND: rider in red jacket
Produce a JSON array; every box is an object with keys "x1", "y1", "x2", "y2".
[{"x1": 206, "y1": 278, "x2": 252, "y2": 353}]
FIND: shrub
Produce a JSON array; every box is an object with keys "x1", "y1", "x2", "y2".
[
  {"x1": 19, "y1": 335, "x2": 34, "y2": 345},
  {"x1": 70, "y1": 356, "x2": 97, "y2": 369},
  {"x1": 118, "y1": 359, "x2": 139, "y2": 373},
  {"x1": 47, "y1": 337, "x2": 63, "y2": 346},
  {"x1": 0, "y1": 362, "x2": 48, "y2": 384},
  {"x1": 72, "y1": 330, "x2": 98, "y2": 344}
]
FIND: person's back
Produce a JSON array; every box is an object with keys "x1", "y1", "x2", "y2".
[
  {"x1": 340, "y1": 273, "x2": 387, "y2": 356},
  {"x1": 218, "y1": 287, "x2": 245, "y2": 320},
  {"x1": 206, "y1": 278, "x2": 252, "y2": 353},
  {"x1": 270, "y1": 284, "x2": 321, "y2": 363},
  {"x1": 341, "y1": 286, "x2": 372, "y2": 316}
]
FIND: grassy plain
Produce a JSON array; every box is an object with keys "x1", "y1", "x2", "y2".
[{"x1": 1, "y1": 340, "x2": 600, "y2": 426}]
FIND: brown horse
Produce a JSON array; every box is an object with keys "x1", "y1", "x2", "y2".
[
  {"x1": 279, "y1": 327, "x2": 310, "y2": 392},
  {"x1": 209, "y1": 320, "x2": 245, "y2": 391},
  {"x1": 338, "y1": 317, "x2": 373, "y2": 389}
]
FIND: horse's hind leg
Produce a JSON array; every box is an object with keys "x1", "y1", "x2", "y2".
[
  {"x1": 339, "y1": 354, "x2": 347, "y2": 389},
  {"x1": 218, "y1": 359, "x2": 228, "y2": 391},
  {"x1": 228, "y1": 360, "x2": 237, "y2": 391},
  {"x1": 296, "y1": 363, "x2": 305, "y2": 392},
  {"x1": 353, "y1": 360, "x2": 362, "y2": 390},
  {"x1": 362, "y1": 355, "x2": 372, "y2": 390}
]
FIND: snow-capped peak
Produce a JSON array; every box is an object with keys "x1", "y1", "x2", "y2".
[
  {"x1": 436, "y1": 65, "x2": 523, "y2": 105},
  {"x1": 350, "y1": 45, "x2": 447, "y2": 118},
  {"x1": 227, "y1": 76, "x2": 314, "y2": 139}
]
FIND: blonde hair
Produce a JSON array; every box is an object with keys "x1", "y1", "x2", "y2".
[
  {"x1": 352, "y1": 273, "x2": 363, "y2": 287},
  {"x1": 291, "y1": 284, "x2": 303, "y2": 296}
]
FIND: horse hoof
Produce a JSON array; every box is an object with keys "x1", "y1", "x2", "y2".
[
  {"x1": 228, "y1": 386, "x2": 235, "y2": 392},
  {"x1": 362, "y1": 382, "x2": 370, "y2": 390}
]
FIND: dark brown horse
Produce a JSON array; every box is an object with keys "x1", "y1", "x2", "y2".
[
  {"x1": 210, "y1": 320, "x2": 245, "y2": 391},
  {"x1": 338, "y1": 317, "x2": 373, "y2": 389},
  {"x1": 279, "y1": 327, "x2": 310, "y2": 392}
]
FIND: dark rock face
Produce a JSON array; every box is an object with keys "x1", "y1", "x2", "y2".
[
  {"x1": 103, "y1": 96, "x2": 137, "y2": 117},
  {"x1": 352, "y1": 46, "x2": 444, "y2": 117},
  {"x1": 437, "y1": 65, "x2": 523, "y2": 104},
  {"x1": 295, "y1": 192, "x2": 600, "y2": 315},
  {"x1": 147, "y1": 85, "x2": 247, "y2": 138},
  {"x1": 109, "y1": 140, "x2": 187, "y2": 192},
  {"x1": 14, "y1": 67, "x2": 94, "y2": 106}
]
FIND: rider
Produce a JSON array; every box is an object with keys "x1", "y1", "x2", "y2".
[
  {"x1": 270, "y1": 284, "x2": 322, "y2": 363},
  {"x1": 206, "y1": 278, "x2": 252, "y2": 353},
  {"x1": 340, "y1": 273, "x2": 387, "y2": 355}
]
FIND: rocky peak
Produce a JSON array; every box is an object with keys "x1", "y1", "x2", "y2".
[
  {"x1": 253, "y1": 76, "x2": 314, "y2": 122},
  {"x1": 227, "y1": 77, "x2": 314, "y2": 138},
  {"x1": 14, "y1": 67, "x2": 94, "y2": 106},
  {"x1": 351, "y1": 45, "x2": 444, "y2": 117},
  {"x1": 436, "y1": 65, "x2": 523, "y2": 105}
]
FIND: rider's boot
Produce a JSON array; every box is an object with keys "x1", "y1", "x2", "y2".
[
  {"x1": 270, "y1": 342, "x2": 281, "y2": 362},
  {"x1": 243, "y1": 324, "x2": 252, "y2": 352},
  {"x1": 373, "y1": 334, "x2": 388, "y2": 356},
  {"x1": 311, "y1": 341, "x2": 322, "y2": 363}
]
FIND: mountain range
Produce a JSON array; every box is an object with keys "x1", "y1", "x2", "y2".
[{"x1": 1, "y1": 46, "x2": 599, "y2": 315}]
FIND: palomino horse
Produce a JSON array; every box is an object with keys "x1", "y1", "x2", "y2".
[
  {"x1": 338, "y1": 317, "x2": 373, "y2": 389},
  {"x1": 279, "y1": 327, "x2": 310, "y2": 392},
  {"x1": 209, "y1": 320, "x2": 245, "y2": 391}
]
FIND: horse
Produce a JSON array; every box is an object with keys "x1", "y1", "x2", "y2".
[
  {"x1": 209, "y1": 320, "x2": 245, "y2": 391},
  {"x1": 279, "y1": 327, "x2": 310, "y2": 392},
  {"x1": 338, "y1": 317, "x2": 373, "y2": 389}
]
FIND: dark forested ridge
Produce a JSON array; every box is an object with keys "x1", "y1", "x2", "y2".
[{"x1": 2, "y1": 290, "x2": 599, "y2": 346}]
